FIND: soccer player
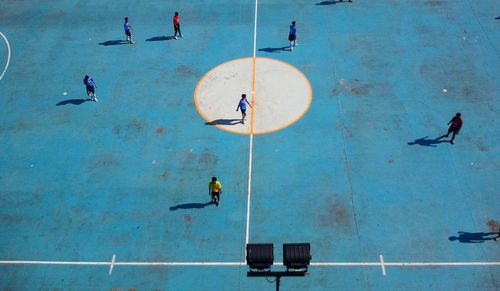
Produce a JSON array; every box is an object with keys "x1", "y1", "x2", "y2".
[
  {"x1": 208, "y1": 177, "x2": 222, "y2": 207},
  {"x1": 445, "y1": 113, "x2": 463, "y2": 144},
  {"x1": 288, "y1": 21, "x2": 297, "y2": 51},
  {"x1": 83, "y1": 75, "x2": 97, "y2": 102},
  {"x1": 124, "y1": 17, "x2": 134, "y2": 44},
  {"x1": 173, "y1": 12, "x2": 183, "y2": 40},
  {"x1": 236, "y1": 94, "x2": 253, "y2": 124}
]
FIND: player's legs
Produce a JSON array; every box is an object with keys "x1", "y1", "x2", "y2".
[
  {"x1": 450, "y1": 129, "x2": 457, "y2": 143},
  {"x1": 241, "y1": 109, "x2": 246, "y2": 124},
  {"x1": 446, "y1": 126, "x2": 454, "y2": 137},
  {"x1": 211, "y1": 191, "x2": 219, "y2": 206}
]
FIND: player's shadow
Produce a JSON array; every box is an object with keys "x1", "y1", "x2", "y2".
[
  {"x1": 407, "y1": 135, "x2": 448, "y2": 147},
  {"x1": 205, "y1": 119, "x2": 242, "y2": 126},
  {"x1": 98, "y1": 40, "x2": 129, "y2": 46},
  {"x1": 449, "y1": 231, "x2": 500, "y2": 243},
  {"x1": 146, "y1": 36, "x2": 175, "y2": 42},
  {"x1": 56, "y1": 98, "x2": 89, "y2": 106},
  {"x1": 169, "y1": 201, "x2": 213, "y2": 211},
  {"x1": 316, "y1": 0, "x2": 352, "y2": 5},
  {"x1": 258, "y1": 46, "x2": 290, "y2": 53},
  {"x1": 495, "y1": 16, "x2": 500, "y2": 20}
]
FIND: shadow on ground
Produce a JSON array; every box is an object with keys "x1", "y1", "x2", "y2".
[
  {"x1": 146, "y1": 36, "x2": 175, "y2": 41},
  {"x1": 449, "y1": 231, "x2": 500, "y2": 243},
  {"x1": 258, "y1": 46, "x2": 290, "y2": 53},
  {"x1": 407, "y1": 135, "x2": 448, "y2": 147},
  {"x1": 56, "y1": 99, "x2": 89, "y2": 106},
  {"x1": 99, "y1": 40, "x2": 129, "y2": 46},
  {"x1": 205, "y1": 119, "x2": 242, "y2": 126},
  {"x1": 316, "y1": 0, "x2": 352, "y2": 5},
  {"x1": 170, "y1": 201, "x2": 213, "y2": 211}
]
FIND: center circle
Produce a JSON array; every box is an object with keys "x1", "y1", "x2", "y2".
[{"x1": 194, "y1": 57, "x2": 312, "y2": 135}]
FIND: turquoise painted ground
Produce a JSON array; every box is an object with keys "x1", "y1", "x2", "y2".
[{"x1": 0, "y1": 0, "x2": 499, "y2": 290}]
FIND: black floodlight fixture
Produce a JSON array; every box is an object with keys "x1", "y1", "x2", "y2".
[
  {"x1": 246, "y1": 243, "x2": 274, "y2": 270},
  {"x1": 283, "y1": 243, "x2": 311, "y2": 271}
]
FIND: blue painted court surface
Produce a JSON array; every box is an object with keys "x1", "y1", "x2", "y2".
[{"x1": 1, "y1": 0, "x2": 499, "y2": 290}]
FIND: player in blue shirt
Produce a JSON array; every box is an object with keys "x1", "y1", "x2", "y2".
[
  {"x1": 83, "y1": 75, "x2": 98, "y2": 102},
  {"x1": 124, "y1": 17, "x2": 135, "y2": 44},
  {"x1": 288, "y1": 21, "x2": 297, "y2": 51},
  {"x1": 236, "y1": 94, "x2": 252, "y2": 124}
]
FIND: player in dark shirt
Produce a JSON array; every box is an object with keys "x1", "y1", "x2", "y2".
[
  {"x1": 173, "y1": 12, "x2": 183, "y2": 39},
  {"x1": 446, "y1": 113, "x2": 463, "y2": 144}
]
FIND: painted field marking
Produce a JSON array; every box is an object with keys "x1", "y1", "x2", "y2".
[
  {"x1": 0, "y1": 31, "x2": 11, "y2": 81},
  {"x1": 379, "y1": 255, "x2": 386, "y2": 276},
  {"x1": 244, "y1": 0, "x2": 258, "y2": 262},
  {"x1": 108, "y1": 254, "x2": 116, "y2": 275},
  {"x1": 1, "y1": 260, "x2": 499, "y2": 267}
]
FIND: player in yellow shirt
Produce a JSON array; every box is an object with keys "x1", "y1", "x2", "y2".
[{"x1": 208, "y1": 176, "x2": 222, "y2": 206}]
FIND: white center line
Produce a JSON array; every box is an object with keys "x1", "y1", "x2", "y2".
[
  {"x1": 109, "y1": 254, "x2": 116, "y2": 275},
  {"x1": 379, "y1": 255, "x2": 386, "y2": 276},
  {"x1": 244, "y1": 0, "x2": 259, "y2": 262}
]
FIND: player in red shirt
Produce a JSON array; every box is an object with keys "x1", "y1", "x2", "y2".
[
  {"x1": 446, "y1": 112, "x2": 463, "y2": 144},
  {"x1": 173, "y1": 12, "x2": 183, "y2": 40}
]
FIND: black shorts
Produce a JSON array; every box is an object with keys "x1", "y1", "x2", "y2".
[
  {"x1": 86, "y1": 86, "x2": 95, "y2": 94},
  {"x1": 448, "y1": 126, "x2": 460, "y2": 135},
  {"x1": 288, "y1": 34, "x2": 296, "y2": 41},
  {"x1": 125, "y1": 29, "x2": 131, "y2": 37},
  {"x1": 211, "y1": 191, "x2": 220, "y2": 199},
  {"x1": 174, "y1": 24, "x2": 180, "y2": 31},
  {"x1": 241, "y1": 108, "x2": 247, "y2": 115}
]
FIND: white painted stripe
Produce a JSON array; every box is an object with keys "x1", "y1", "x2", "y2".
[
  {"x1": 244, "y1": 0, "x2": 258, "y2": 262},
  {"x1": 384, "y1": 262, "x2": 500, "y2": 266},
  {"x1": 244, "y1": 133, "x2": 253, "y2": 249},
  {"x1": 310, "y1": 262, "x2": 381, "y2": 266},
  {"x1": 0, "y1": 261, "x2": 110, "y2": 265},
  {"x1": 379, "y1": 255, "x2": 386, "y2": 276},
  {"x1": 0, "y1": 31, "x2": 11, "y2": 81},
  {"x1": 252, "y1": 0, "x2": 258, "y2": 59},
  {"x1": 109, "y1": 254, "x2": 116, "y2": 275},
  {"x1": 1, "y1": 260, "x2": 499, "y2": 267},
  {"x1": 310, "y1": 262, "x2": 500, "y2": 267},
  {"x1": 115, "y1": 262, "x2": 245, "y2": 266}
]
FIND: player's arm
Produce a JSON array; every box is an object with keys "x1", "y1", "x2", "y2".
[
  {"x1": 246, "y1": 100, "x2": 253, "y2": 108},
  {"x1": 208, "y1": 184, "x2": 211, "y2": 196},
  {"x1": 236, "y1": 103, "x2": 240, "y2": 111}
]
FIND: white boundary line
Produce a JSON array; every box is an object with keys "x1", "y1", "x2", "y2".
[
  {"x1": 0, "y1": 31, "x2": 11, "y2": 81},
  {"x1": 244, "y1": 0, "x2": 259, "y2": 262},
  {"x1": 1, "y1": 260, "x2": 499, "y2": 267}
]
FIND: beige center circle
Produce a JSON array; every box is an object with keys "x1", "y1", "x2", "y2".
[{"x1": 194, "y1": 57, "x2": 312, "y2": 135}]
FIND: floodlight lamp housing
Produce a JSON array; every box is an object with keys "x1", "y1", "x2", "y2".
[{"x1": 246, "y1": 243, "x2": 274, "y2": 270}]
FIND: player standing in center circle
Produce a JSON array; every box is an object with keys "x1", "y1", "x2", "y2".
[
  {"x1": 173, "y1": 12, "x2": 183, "y2": 40},
  {"x1": 124, "y1": 17, "x2": 135, "y2": 44},
  {"x1": 288, "y1": 21, "x2": 297, "y2": 51},
  {"x1": 236, "y1": 94, "x2": 253, "y2": 124}
]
